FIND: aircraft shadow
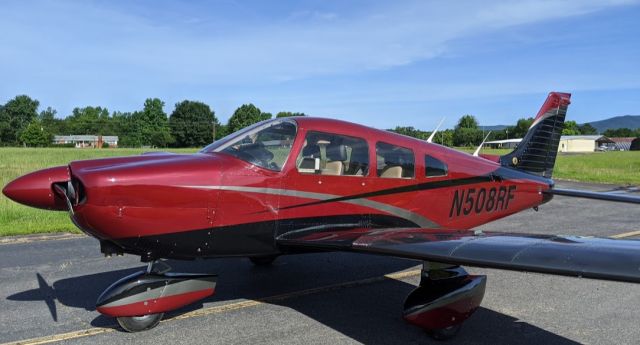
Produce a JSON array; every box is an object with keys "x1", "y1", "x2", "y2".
[{"x1": 7, "y1": 253, "x2": 578, "y2": 344}]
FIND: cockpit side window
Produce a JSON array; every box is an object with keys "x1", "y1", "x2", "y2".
[
  {"x1": 296, "y1": 131, "x2": 369, "y2": 176},
  {"x1": 206, "y1": 120, "x2": 297, "y2": 171},
  {"x1": 376, "y1": 142, "x2": 415, "y2": 178},
  {"x1": 425, "y1": 155, "x2": 448, "y2": 177}
]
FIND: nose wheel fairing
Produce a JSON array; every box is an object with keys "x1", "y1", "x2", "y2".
[{"x1": 96, "y1": 270, "x2": 217, "y2": 318}]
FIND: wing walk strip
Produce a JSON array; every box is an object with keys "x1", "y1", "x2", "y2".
[{"x1": 0, "y1": 269, "x2": 421, "y2": 345}]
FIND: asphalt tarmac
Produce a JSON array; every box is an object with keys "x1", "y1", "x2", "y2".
[{"x1": 0, "y1": 181, "x2": 638, "y2": 345}]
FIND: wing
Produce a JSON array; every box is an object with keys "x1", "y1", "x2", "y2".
[{"x1": 277, "y1": 227, "x2": 640, "y2": 283}]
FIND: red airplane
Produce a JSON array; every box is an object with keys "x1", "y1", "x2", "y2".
[{"x1": 3, "y1": 92, "x2": 640, "y2": 339}]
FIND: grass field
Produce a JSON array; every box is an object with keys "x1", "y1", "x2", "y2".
[
  {"x1": 462, "y1": 148, "x2": 640, "y2": 184},
  {"x1": 1, "y1": 147, "x2": 639, "y2": 236}
]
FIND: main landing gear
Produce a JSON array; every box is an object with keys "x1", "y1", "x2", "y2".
[
  {"x1": 95, "y1": 259, "x2": 484, "y2": 338},
  {"x1": 96, "y1": 261, "x2": 217, "y2": 332},
  {"x1": 403, "y1": 262, "x2": 487, "y2": 340}
]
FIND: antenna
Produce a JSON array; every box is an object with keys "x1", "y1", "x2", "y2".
[
  {"x1": 473, "y1": 131, "x2": 492, "y2": 157},
  {"x1": 427, "y1": 117, "x2": 445, "y2": 143}
]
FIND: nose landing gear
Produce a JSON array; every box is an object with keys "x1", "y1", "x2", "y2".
[{"x1": 96, "y1": 261, "x2": 217, "y2": 332}]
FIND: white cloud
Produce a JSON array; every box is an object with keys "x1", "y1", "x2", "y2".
[{"x1": 1, "y1": 0, "x2": 636, "y2": 85}]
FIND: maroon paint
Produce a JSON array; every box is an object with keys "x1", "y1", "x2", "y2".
[
  {"x1": 403, "y1": 276, "x2": 486, "y2": 330},
  {"x1": 2, "y1": 165, "x2": 69, "y2": 210}
]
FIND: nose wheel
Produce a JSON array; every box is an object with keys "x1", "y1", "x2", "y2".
[{"x1": 117, "y1": 313, "x2": 164, "y2": 332}]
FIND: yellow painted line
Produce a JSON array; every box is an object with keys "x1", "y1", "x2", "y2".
[
  {"x1": 1, "y1": 269, "x2": 421, "y2": 345},
  {"x1": 0, "y1": 233, "x2": 86, "y2": 246},
  {"x1": 610, "y1": 230, "x2": 640, "y2": 239},
  {"x1": 0, "y1": 328, "x2": 114, "y2": 345}
]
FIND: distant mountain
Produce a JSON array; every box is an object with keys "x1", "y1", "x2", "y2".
[
  {"x1": 584, "y1": 115, "x2": 640, "y2": 133},
  {"x1": 482, "y1": 115, "x2": 640, "y2": 134},
  {"x1": 480, "y1": 125, "x2": 508, "y2": 131}
]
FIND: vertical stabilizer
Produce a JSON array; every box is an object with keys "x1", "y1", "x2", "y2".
[{"x1": 500, "y1": 92, "x2": 571, "y2": 178}]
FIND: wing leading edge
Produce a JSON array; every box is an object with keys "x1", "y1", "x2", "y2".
[{"x1": 277, "y1": 228, "x2": 640, "y2": 283}]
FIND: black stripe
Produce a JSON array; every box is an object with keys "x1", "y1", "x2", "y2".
[
  {"x1": 278, "y1": 175, "x2": 491, "y2": 211},
  {"x1": 279, "y1": 167, "x2": 550, "y2": 211}
]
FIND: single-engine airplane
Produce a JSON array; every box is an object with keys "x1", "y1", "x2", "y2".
[{"x1": 4, "y1": 92, "x2": 640, "y2": 339}]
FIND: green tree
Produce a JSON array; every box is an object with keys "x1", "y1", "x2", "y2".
[
  {"x1": 579, "y1": 123, "x2": 598, "y2": 135},
  {"x1": 38, "y1": 107, "x2": 56, "y2": 127},
  {"x1": 215, "y1": 124, "x2": 229, "y2": 139},
  {"x1": 137, "y1": 98, "x2": 173, "y2": 147},
  {"x1": 603, "y1": 128, "x2": 640, "y2": 137},
  {"x1": 388, "y1": 126, "x2": 430, "y2": 140},
  {"x1": 457, "y1": 114, "x2": 479, "y2": 129},
  {"x1": 169, "y1": 100, "x2": 217, "y2": 147},
  {"x1": 0, "y1": 105, "x2": 8, "y2": 146},
  {"x1": 227, "y1": 104, "x2": 270, "y2": 134},
  {"x1": 19, "y1": 120, "x2": 52, "y2": 147},
  {"x1": 0, "y1": 95, "x2": 39, "y2": 145},
  {"x1": 276, "y1": 111, "x2": 306, "y2": 118},
  {"x1": 112, "y1": 111, "x2": 143, "y2": 147},
  {"x1": 37, "y1": 107, "x2": 67, "y2": 136},
  {"x1": 453, "y1": 115, "x2": 482, "y2": 147},
  {"x1": 66, "y1": 106, "x2": 111, "y2": 135},
  {"x1": 510, "y1": 118, "x2": 534, "y2": 138},
  {"x1": 562, "y1": 120, "x2": 581, "y2": 136},
  {"x1": 438, "y1": 129, "x2": 454, "y2": 147}
]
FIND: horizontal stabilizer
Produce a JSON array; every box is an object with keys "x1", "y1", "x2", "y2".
[
  {"x1": 548, "y1": 188, "x2": 640, "y2": 204},
  {"x1": 278, "y1": 228, "x2": 640, "y2": 283}
]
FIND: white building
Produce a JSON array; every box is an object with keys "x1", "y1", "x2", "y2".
[
  {"x1": 485, "y1": 138, "x2": 522, "y2": 149},
  {"x1": 557, "y1": 135, "x2": 614, "y2": 153},
  {"x1": 485, "y1": 135, "x2": 615, "y2": 153},
  {"x1": 53, "y1": 135, "x2": 118, "y2": 148}
]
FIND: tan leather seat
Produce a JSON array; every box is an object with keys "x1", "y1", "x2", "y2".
[
  {"x1": 323, "y1": 161, "x2": 343, "y2": 175},
  {"x1": 321, "y1": 144, "x2": 347, "y2": 176},
  {"x1": 380, "y1": 166, "x2": 402, "y2": 178}
]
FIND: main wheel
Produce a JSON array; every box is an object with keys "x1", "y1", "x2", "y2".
[
  {"x1": 426, "y1": 324, "x2": 462, "y2": 341},
  {"x1": 117, "y1": 313, "x2": 163, "y2": 332},
  {"x1": 249, "y1": 255, "x2": 278, "y2": 266}
]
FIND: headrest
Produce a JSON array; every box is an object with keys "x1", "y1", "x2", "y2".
[
  {"x1": 302, "y1": 144, "x2": 320, "y2": 157},
  {"x1": 326, "y1": 144, "x2": 347, "y2": 161}
]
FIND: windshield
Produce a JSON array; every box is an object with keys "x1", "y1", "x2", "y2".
[{"x1": 201, "y1": 119, "x2": 297, "y2": 171}]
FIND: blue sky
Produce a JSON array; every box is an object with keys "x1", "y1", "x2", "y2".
[{"x1": 1, "y1": 0, "x2": 639, "y2": 129}]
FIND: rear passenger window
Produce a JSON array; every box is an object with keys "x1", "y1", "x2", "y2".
[
  {"x1": 425, "y1": 155, "x2": 448, "y2": 177},
  {"x1": 296, "y1": 131, "x2": 369, "y2": 176},
  {"x1": 376, "y1": 142, "x2": 414, "y2": 178}
]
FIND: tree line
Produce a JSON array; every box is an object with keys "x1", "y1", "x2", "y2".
[
  {"x1": 0, "y1": 95, "x2": 305, "y2": 147},
  {"x1": 1, "y1": 94, "x2": 638, "y2": 148},
  {"x1": 389, "y1": 115, "x2": 629, "y2": 147}
]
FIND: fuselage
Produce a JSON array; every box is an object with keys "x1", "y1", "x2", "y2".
[{"x1": 3, "y1": 117, "x2": 553, "y2": 260}]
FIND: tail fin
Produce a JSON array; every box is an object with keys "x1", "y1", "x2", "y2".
[{"x1": 500, "y1": 92, "x2": 571, "y2": 178}]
